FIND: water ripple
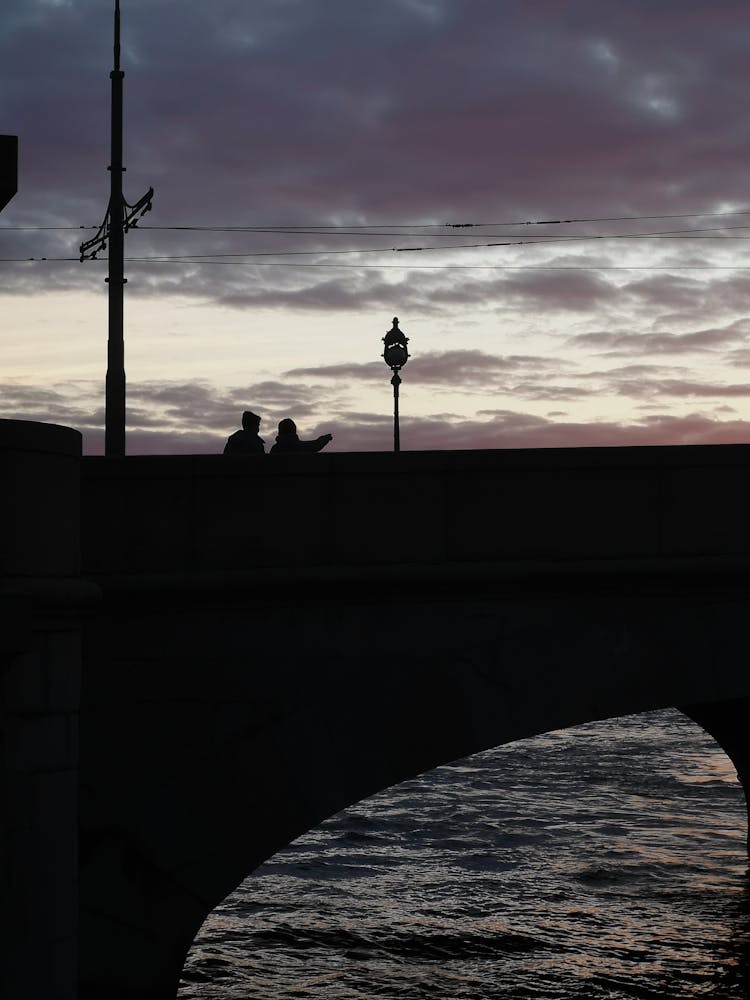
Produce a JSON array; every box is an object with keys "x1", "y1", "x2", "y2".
[{"x1": 179, "y1": 710, "x2": 749, "y2": 1000}]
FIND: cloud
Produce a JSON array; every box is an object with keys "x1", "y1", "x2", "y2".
[
  {"x1": 611, "y1": 378, "x2": 750, "y2": 400},
  {"x1": 5, "y1": 374, "x2": 750, "y2": 456},
  {"x1": 620, "y1": 273, "x2": 707, "y2": 311},
  {"x1": 4, "y1": 0, "x2": 750, "y2": 312},
  {"x1": 569, "y1": 319, "x2": 750, "y2": 356},
  {"x1": 286, "y1": 349, "x2": 568, "y2": 387},
  {"x1": 306, "y1": 408, "x2": 750, "y2": 452},
  {"x1": 118, "y1": 408, "x2": 750, "y2": 454},
  {"x1": 5, "y1": 0, "x2": 750, "y2": 455},
  {"x1": 498, "y1": 270, "x2": 620, "y2": 312},
  {"x1": 289, "y1": 351, "x2": 750, "y2": 407},
  {"x1": 0, "y1": 380, "x2": 102, "y2": 428},
  {"x1": 0, "y1": 375, "x2": 350, "y2": 452},
  {"x1": 727, "y1": 349, "x2": 750, "y2": 368}
]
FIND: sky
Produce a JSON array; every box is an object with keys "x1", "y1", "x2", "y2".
[{"x1": 2, "y1": 0, "x2": 750, "y2": 454}]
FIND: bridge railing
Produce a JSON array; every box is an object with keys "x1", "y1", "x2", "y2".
[{"x1": 80, "y1": 444, "x2": 750, "y2": 579}]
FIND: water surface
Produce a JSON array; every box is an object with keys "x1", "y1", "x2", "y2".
[{"x1": 180, "y1": 710, "x2": 749, "y2": 999}]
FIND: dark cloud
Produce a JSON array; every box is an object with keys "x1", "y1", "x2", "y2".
[
  {"x1": 285, "y1": 361, "x2": 383, "y2": 382},
  {"x1": 0, "y1": 375, "x2": 346, "y2": 452},
  {"x1": 498, "y1": 270, "x2": 620, "y2": 312},
  {"x1": 570, "y1": 319, "x2": 750, "y2": 356},
  {"x1": 561, "y1": 361, "x2": 750, "y2": 401},
  {"x1": 4, "y1": 0, "x2": 750, "y2": 312},
  {"x1": 0, "y1": 380, "x2": 102, "y2": 429},
  {"x1": 589, "y1": 363, "x2": 690, "y2": 378},
  {"x1": 5, "y1": 374, "x2": 750, "y2": 455},
  {"x1": 303, "y1": 409, "x2": 750, "y2": 452},
  {"x1": 620, "y1": 274, "x2": 707, "y2": 311},
  {"x1": 5, "y1": 0, "x2": 750, "y2": 450},
  {"x1": 286, "y1": 350, "x2": 568, "y2": 387},
  {"x1": 509, "y1": 382, "x2": 595, "y2": 402},
  {"x1": 126, "y1": 378, "x2": 349, "y2": 435},
  {"x1": 285, "y1": 349, "x2": 601, "y2": 405},
  {"x1": 110, "y1": 408, "x2": 750, "y2": 454},
  {"x1": 727, "y1": 349, "x2": 750, "y2": 368},
  {"x1": 611, "y1": 378, "x2": 750, "y2": 400},
  {"x1": 111, "y1": 261, "x2": 622, "y2": 317}
]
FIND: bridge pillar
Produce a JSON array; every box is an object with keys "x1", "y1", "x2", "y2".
[
  {"x1": 0, "y1": 419, "x2": 94, "y2": 1000},
  {"x1": 682, "y1": 698, "x2": 750, "y2": 849}
]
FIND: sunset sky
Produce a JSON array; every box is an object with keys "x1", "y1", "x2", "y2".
[{"x1": 3, "y1": 0, "x2": 750, "y2": 454}]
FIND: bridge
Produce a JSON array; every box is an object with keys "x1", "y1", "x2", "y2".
[{"x1": 2, "y1": 417, "x2": 750, "y2": 999}]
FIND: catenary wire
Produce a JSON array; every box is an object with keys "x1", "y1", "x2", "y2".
[
  {"x1": 14, "y1": 226, "x2": 749, "y2": 264},
  {"x1": 5, "y1": 227, "x2": 750, "y2": 264},
  {"x1": 3, "y1": 256, "x2": 749, "y2": 271},
  {"x1": 3, "y1": 207, "x2": 750, "y2": 232},
  {"x1": 74, "y1": 227, "x2": 750, "y2": 256},
  {"x1": 133, "y1": 224, "x2": 750, "y2": 238}
]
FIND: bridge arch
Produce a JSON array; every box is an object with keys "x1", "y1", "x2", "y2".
[
  {"x1": 80, "y1": 580, "x2": 750, "y2": 999},
  {"x1": 177, "y1": 706, "x2": 747, "y2": 998}
]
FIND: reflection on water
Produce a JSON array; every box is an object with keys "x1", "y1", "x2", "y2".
[{"x1": 180, "y1": 710, "x2": 750, "y2": 999}]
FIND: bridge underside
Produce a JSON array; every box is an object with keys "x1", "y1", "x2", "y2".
[
  {"x1": 79, "y1": 568, "x2": 750, "y2": 999},
  {"x1": 8, "y1": 426, "x2": 750, "y2": 999}
]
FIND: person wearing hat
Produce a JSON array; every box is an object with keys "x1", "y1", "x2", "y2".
[{"x1": 223, "y1": 410, "x2": 266, "y2": 455}]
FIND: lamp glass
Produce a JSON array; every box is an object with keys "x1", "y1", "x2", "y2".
[{"x1": 384, "y1": 343, "x2": 408, "y2": 369}]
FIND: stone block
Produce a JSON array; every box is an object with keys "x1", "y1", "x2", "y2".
[
  {"x1": 1, "y1": 769, "x2": 77, "y2": 1000},
  {"x1": 0, "y1": 595, "x2": 32, "y2": 655},
  {"x1": 45, "y1": 631, "x2": 82, "y2": 711},
  {"x1": 0, "y1": 419, "x2": 81, "y2": 577},
  {"x1": 659, "y1": 463, "x2": 750, "y2": 555},
  {"x1": 2, "y1": 648, "x2": 46, "y2": 712},
  {"x1": 332, "y1": 470, "x2": 446, "y2": 564},
  {"x1": 3, "y1": 715, "x2": 76, "y2": 772}
]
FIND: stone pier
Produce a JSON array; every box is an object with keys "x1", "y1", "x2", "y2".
[{"x1": 0, "y1": 419, "x2": 96, "y2": 1000}]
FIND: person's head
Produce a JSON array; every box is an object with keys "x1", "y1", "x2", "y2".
[
  {"x1": 242, "y1": 410, "x2": 261, "y2": 432},
  {"x1": 278, "y1": 418, "x2": 297, "y2": 435}
]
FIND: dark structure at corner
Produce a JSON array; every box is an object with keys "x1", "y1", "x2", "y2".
[
  {"x1": 3, "y1": 417, "x2": 750, "y2": 999},
  {"x1": 0, "y1": 135, "x2": 18, "y2": 213}
]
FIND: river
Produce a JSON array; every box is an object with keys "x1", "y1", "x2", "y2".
[{"x1": 179, "y1": 709, "x2": 749, "y2": 999}]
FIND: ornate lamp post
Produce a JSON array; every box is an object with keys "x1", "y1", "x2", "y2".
[{"x1": 382, "y1": 317, "x2": 409, "y2": 452}]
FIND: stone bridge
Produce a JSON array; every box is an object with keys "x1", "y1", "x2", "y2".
[{"x1": 2, "y1": 418, "x2": 750, "y2": 999}]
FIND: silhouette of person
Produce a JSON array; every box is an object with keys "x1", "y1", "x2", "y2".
[
  {"x1": 270, "y1": 418, "x2": 333, "y2": 454},
  {"x1": 223, "y1": 411, "x2": 265, "y2": 455}
]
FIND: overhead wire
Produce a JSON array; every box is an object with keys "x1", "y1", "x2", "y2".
[
  {"x1": 2, "y1": 206, "x2": 750, "y2": 233},
  {"x1": 3, "y1": 256, "x2": 750, "y2": 271},
  {"x1": 121, "y1": 224, "x2": 750, "y2": 257},
  {"x1": 134, "y1": 224, "x2": 750, "y2": 241},
  {"x1": 3, "y1": 210, "x2": 750, "y2": 269},
  {"x1": 4, "y1": 225, "x2": 750, "y2": 261},
  {"x1": 128, "y1": 261, "x2": 750, "y2": 270},
  {"x1": 4, "y1": 229, "x2": 750, "y2": 266}
]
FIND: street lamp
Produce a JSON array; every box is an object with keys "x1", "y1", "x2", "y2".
[{"x1": 382, "y1": 316, "x2": 409, "y2": 452}]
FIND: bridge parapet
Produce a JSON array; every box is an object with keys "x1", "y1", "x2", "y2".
[
  {"x1": 82, "y1": 444, "x2": 750, "y2": 580},
  {"x1": 76, "y1": 442, "x2": 750, "y2": 999}
]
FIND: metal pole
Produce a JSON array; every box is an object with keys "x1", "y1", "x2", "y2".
[
  {"x1": 105, "y1": 0, "x2": 126, "y2": 456},
  {"x1": 391, "y1": 371, "x2": 401, "y2": 453}
]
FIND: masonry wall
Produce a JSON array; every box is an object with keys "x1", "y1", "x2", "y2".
[
  {"x1": 0, "y1": 419, "x2": 93, "y2": 1000},
  {"x1": 2, "y1": 432, "x2": 750, "y2": 998},
  {"x1": 79, "y1": 575, "x2": 750, "y2": 999},
  {"x1": 77, "y1": 442, "x2": 750, "y2": 999},
  {"x1": 81, "y1": 443, "x2": 750, "y2": 578}
]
